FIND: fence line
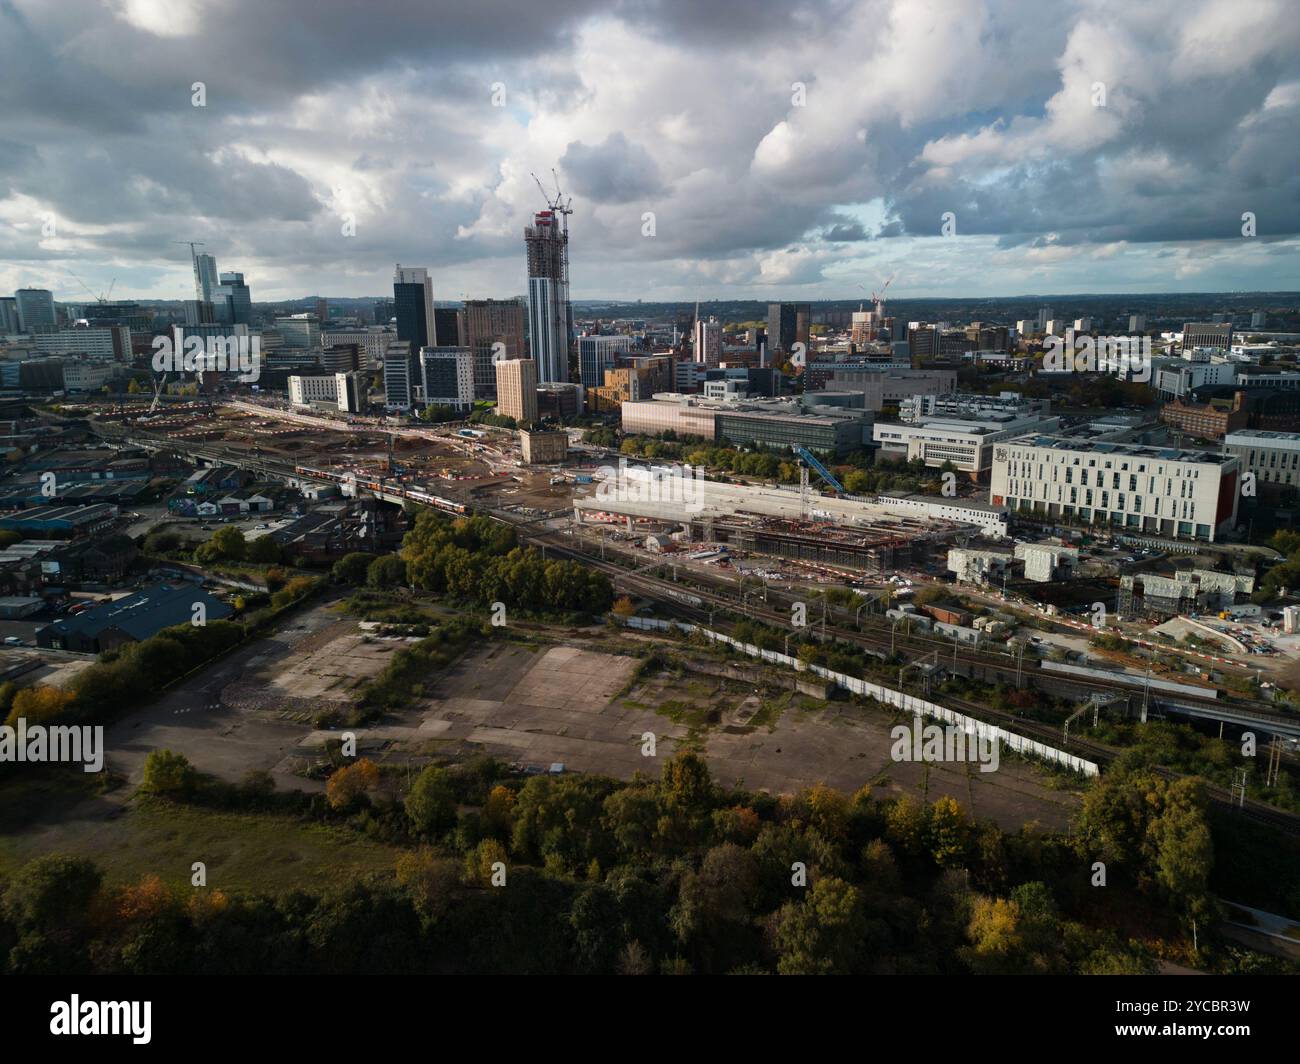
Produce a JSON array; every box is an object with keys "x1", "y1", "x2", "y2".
[{"x1": 618, "y1": 615, "x2": 1099, "y2": 777}]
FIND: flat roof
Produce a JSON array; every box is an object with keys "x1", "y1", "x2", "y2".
[{"x1": 1006, "y1": 434, "x2": 1231, "y2": 464}]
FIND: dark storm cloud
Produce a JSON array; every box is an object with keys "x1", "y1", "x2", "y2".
[
  {"x1": 0, "y1": 0, "x2": 1297, "y2": 298},
  {"x1": 560, "y1": 133, "x2": 665, "y2": 204}
]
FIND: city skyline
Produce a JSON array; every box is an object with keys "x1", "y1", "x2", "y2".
[{"x1": 2, "y1": 0, "x2": 1299, "y2": 304}]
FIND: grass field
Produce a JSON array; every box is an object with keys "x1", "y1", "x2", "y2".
[{"x1": 0, "y1": 768, "x2": 401, "y2": 893}]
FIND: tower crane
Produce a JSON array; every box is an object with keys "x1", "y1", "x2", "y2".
[
  {"x1": 871, "y1": 272, "x2": 896, "y2": 318},
  {"x1": 67, "y1": 271, "x2": 116, "y2": 306}
]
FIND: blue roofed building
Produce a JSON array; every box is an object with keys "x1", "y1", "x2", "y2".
[{"x1": 36, "y1": 581, "x2": 234, "y2": 653}]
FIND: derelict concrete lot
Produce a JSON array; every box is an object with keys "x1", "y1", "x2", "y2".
[
  {"x1": 97, "y1": 604, "x2": 1079, "y2": 832},
  {"x1": 411, "y1": 640, "x2": 1079, "y2": 832}
]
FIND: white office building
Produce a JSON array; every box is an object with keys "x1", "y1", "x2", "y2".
[
  {"x1": 382, "y1": 340, "x2": 414, "y2": 411},
  {"x1": 873, "y1": 413, "x2": 1060, "y2": 475},
  {"x1": 32, "y1": 327, "x2": 127, "y2": 360},
  {"x1": 991, "y1": 435, "x2": 1241, "y2": 542},
  {"x1": 1223, "y1": 430, "x2": 1300, "y2": 495},
  {"x1": 693, "y1": 316, "x2": 722, "y2": 366},
  {"x1": 899, "y1": 392, "x2": 1048, "y2": 424},
  {"x1": 1154, "y1": 361, "x2": 1237, "y2": 399},
  {"x1": 288, "y1": 375, "x2": 338, "y2": 407}
]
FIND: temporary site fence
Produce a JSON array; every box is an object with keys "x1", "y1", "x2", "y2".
[{"x1": 618, "y1": 614, "x2": 1099, "y2": 777}]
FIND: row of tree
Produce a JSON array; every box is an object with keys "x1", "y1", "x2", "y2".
[{"x1": 3, "y1": 744, "x2": 1244, "y2": 975}]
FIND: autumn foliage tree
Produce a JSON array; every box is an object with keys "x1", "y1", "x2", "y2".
[{"x1": 326, "y1": 758, "x2": 381, "y2": 811}]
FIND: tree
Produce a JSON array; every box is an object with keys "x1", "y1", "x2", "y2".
[
  {"x1": 195, "y1": 525, "x2": 246, "y2": 563},
  {"x1": 611, "y1": 595, "x2": 636, "y2": 617},
  {"x1": 842, "y1": 469, "x2": 870, "y2": 494},
  {"x1": 395, "y1": 849, "x2": 460, "y2": 920},
  {"x1": 5, "y1": 684, "x2": 75, "y2": 728},
  {"x1": 246, "y1": 535, "x2": 282, "y2": 564},
  {"x1": 332, "y1": 552, "x2": 374, "y2": 585},
  {"x1": 775, "y1": 877, "x2": 866, "y2": 975},
  {"x1": 927, "y1": 796, "x2": 971, "y2": 867},
  {"x1": 140, "y1": 749, "x2": 198, "y2": 798},
  {"x1": 482, "y1": 784, "x2": 515, "y2": 837},
  {"x1": 659, "y1": 751, "x2": 713, "y2": 814},
  {"x1": 326, "y1": 758, "x2": 380, "y2": 810},
  {"x1": 3, "y1": 854, "x2": 102, "y2": 929},
  {"x1": 1148, "y1": 779, "x2": 1215, "y2": 927},
  {"x1": 962, "y1": 896, "x2": 1026, "y2": 974},
  {"x1": 465, "y1": 838, "x2": 507, "y2": 887},
  {"x1": 367, "y1": 554, "x2": 407, "y2": 588},
  {"x1": 405, "y1": 765, "x2": 457, "y2": 836}
]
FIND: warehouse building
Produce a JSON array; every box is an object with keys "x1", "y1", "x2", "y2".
[
  {"x1": 37, "y1": 582, "x2": 233, "y2": 653},
  {"x1": 0, "y1": 503, "x2": 118, "y2": 538}
]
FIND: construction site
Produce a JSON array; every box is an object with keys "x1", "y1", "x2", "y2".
[{"x1": 572, "y1": 468, "x2": 983, "y2": 577}]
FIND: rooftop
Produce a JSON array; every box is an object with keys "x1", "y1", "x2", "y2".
[
  {"x1": 40, "y1": 582, "x2": 233, "y2": 643},
  {"x1": 1006, "y1": 434, "x2": 1233, "y2": 465}
]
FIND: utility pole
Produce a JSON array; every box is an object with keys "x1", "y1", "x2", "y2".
[
  {"x1": 1230, "y1": 767, "x2": 1248, "y2": 809},
  {"x1": 1266, "y1": 736, "x2": 1282, "y2": 788}
]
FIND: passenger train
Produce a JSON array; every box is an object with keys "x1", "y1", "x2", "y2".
[{"x1": 292, "y1": 465, "x2": 469, "y2": 515}]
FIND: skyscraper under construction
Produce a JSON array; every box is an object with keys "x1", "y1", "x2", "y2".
[{"x1": 524, "y1": 209, "x2": 572, "y2": 383}]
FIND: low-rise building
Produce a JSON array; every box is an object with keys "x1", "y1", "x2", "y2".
[
  {"x1": 947, "y1": 547, "x2": 1012, "y2": 584},
  {"x1": 874, "y1": 493, "x2": 1010, "y2": 539},
  {"x1": 520, "y1": 429, "x2": 568, "y2": 465},
  {"x1": 37, "y1": 582, "x2": 233, "y2": 653},
  {"x1": 288, "y1": 374, "x2": 338, "y2": 407},
  {"x1": 874, "y1": 412, "x2": 1060, "y2": 477},
  {"x1": 1014, "y1": 542, "x2": 1078, "y2": 582}
]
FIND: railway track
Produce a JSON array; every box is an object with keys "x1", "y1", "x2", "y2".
[
  {"x1": 533, "y1": 534, "x2": 1300, "y2": 836},
  {"x1": 89, "y1": 423, "x2": 1300, "y2": 835}
]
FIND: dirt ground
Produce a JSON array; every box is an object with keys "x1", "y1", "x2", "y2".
[
  {"x1": 399, "y1": 641, "x2": 1081, "y2": 833},
  {"x1": 84, "y1": 603, "x2": 1079, "y2": 833}
]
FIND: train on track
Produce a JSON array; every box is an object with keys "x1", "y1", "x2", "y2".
[{"x1": 292, "y1": 465, "x2": 469, "y2": 515}]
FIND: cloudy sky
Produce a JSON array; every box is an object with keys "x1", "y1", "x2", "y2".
[{"x1": 2, "y1": 0, "x2": 1299, "y2": 304}]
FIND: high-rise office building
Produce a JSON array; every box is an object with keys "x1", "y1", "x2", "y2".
[
  {"x1": 433, "y1": 307, "x2": 462, "y2": 348},
  {"x1": 420, "y1": 346, "x2": 475, "y2": 411},
  {"x1": 578, "y1": 335, "x2": 632, "y2": 390},
  {"x1": 1128, "y1": 315, "x2": 1147, "y2": 333},
  {"x1": 394, "y1": 265, "x2": 435, "y2": 351},
  {"x1": 193, "y1": 254, "x2": 219, "y2": 302},
  {"x1": 15, "y1": 288, "x2": 55, "y2": 333},
  {"x1": 766, "y1": 302, "x2": 809, "y2": 355},
  {"x1": 495, "y1": 358, "x2": 538, "y2": 424},
  {"x1": 383, "y1": 339, "x2": 414, "y2": 411},
  {"x1": 1036, "y1": 306, "x2": 1053, "y2": 331},
  {"x1": 0, "y1": 297, "x2": 19, "y2": 334},
  {"x1": 693, "y1": 314, "x2": 722, "y2": 366},
  {"x1": 213, "y1": 272, "x2": 252, "y2": 326},
  {"x1": 320, "y1": 343, "x2": 360, "y2": 373},
  {"x1": 464, "y1": 297, "x2": 525, "y2": 398},
  {"x1": 525, "y1": 211, "x2": 571, "y2": 383},
  {"x1": 336, "y1": 371, "x2": 367, "y2": 413},
  {"x1": 275, "y1": 314, "x2": 319, "y2": 349},
  {"x1": 184, "y1": 300, "x2": 215, "y2": 326},
  {"x1": 1251, "y1": 311, "x2": 1267, "y2": 330}
]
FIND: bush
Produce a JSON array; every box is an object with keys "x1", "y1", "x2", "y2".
[{"x1": 140, "y1": 749, "x2": 199, "y2": 798}]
